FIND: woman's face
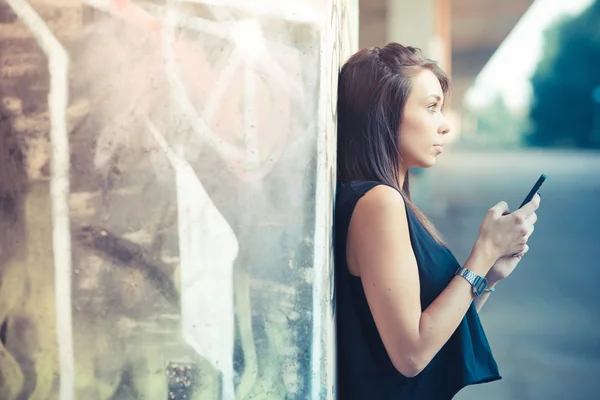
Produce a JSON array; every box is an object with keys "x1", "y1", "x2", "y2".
[{"x1": 398, "y1": 69, "x2": 450, "y2": 169}]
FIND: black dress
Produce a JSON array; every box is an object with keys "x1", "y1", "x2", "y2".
[{"x1": 334, "y1": 181, "x2": 501, "y2": 399}]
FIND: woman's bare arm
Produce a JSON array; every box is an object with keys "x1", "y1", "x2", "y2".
[{"x1": 347, "y1": 185, "x2": 497, "y2": 377}]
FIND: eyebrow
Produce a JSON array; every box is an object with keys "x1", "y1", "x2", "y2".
[{"x1": 426, "y1": 94, "x2": 442, "y2": 102}]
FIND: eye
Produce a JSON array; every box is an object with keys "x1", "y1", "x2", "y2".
[{"x1": 428, "y1": 103, "x2": 438, "y2": 112}]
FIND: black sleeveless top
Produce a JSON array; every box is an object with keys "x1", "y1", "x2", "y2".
[{"x1": 334, "y1": 181, "x2": 501, "y2": 399}]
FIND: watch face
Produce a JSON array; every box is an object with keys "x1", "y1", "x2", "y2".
[{"x1": 472, "y1": 276, "x2": 488, "y2": 296}]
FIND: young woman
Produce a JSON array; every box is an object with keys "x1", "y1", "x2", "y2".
[{"x1": 334, "y1": 43, "x2": 540, "y2": 399}]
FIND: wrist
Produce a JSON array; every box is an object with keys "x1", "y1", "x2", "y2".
[
  {"x1": 468, "y1": 239, "x2": 498, "y2": 275},
  {"x1": 474, "y1": 238, "x2": 499, "y2": 263},
  {"x1": 485, "y1": 279, "x2": 500, "y2": 289}
]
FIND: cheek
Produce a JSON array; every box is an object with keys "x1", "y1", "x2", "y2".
[
  {"x1": 410, "y1": 122, "x2": 435, "y2": 147},
  {"x1": 399, "y1": 131, "x2": 424, "y2": 162},
  {"x1": 399, "y1": 113, "x2": 436, "y2": 157}
]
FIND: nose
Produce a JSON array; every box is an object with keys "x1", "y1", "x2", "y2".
[{"x1": 438, "y1": 115, "x2": 451, "y2": 135}]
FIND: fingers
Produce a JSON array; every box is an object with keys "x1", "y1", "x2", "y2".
[
  {"x1": 525, "y1": 224, "x2": 535, "y2": 241},
  {"x1": 511, "y1": 213, "x2": 536, "y2": 256},
  {"x1": 504, "y1": 194, "x2": 539, "y2": 258},
  {"x1": 522, "y1": 212, "x2": 537, "y2": 240},
  {"x1": 509, "y1": 243, "x2": 527, "y2": 257},
  {"x1": 526, "y1": 211, "x2": 538, "y2": 225},
  {"x1": 514, "y1": 193, "x2": 540, "y2": 220},
  {"x1": 490, "y1": 201, "x2": 510, "y2": 216},
  {"x1": 513, "y1": 244, "x2": 530, "y2": 259}
]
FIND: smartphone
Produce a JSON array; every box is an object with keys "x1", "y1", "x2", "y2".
[{"x1": 518, "y1": 174, "x2": 547, "y2": 209}]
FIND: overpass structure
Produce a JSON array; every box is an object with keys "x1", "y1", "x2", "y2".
[{"x1": 359, "y1": 0, "x2": 534, "y2": 139}]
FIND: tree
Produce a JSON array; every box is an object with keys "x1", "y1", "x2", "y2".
[
  {"x1": 527, "y1": 0, "x2": 600, "y2": 148},
  {"x1": 476, "y1": 94, "x2": 527, "y2": 146}
]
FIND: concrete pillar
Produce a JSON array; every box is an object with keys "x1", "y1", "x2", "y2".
[
  {"x1": 0, "y1": 0, "x2": 358, "y2": 399},
  {"x1": 386, "y1": 0, "x2": 453, "y2": 215},
  {"x1": 387, "y1": 0, "x2": 451, "y2": 72}
]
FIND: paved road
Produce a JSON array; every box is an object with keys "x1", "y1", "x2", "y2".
[{"x1": 412, "y1": 148, "x2": 600, "y2": 400}]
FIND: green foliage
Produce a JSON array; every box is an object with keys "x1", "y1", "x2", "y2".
[
  {"x1": 527, "y1": 0, "x2": 600, "y2": 148},
  {"x1": 465, "y1": 94, "x2": 528, "y2": 149},
  {"x1": 478, "y1": 95, "x2": 526, "y2": 141}
]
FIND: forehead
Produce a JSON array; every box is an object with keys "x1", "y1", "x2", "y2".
[{"x1": 410, "y1": 69, "x2": 443, "y2": 98}]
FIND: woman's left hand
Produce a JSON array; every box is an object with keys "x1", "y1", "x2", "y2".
[{"x1": 486, "y1": 245, "x2": 529, "y2": 286}]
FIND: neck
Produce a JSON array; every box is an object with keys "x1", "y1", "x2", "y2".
[{"x1": 397, "y1": 168, "x2": 407, "y2": 191}]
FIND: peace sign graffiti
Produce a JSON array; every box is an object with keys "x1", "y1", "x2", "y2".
[{"x1": 86, "y1": 0, "x2": 309, "y2": 181}]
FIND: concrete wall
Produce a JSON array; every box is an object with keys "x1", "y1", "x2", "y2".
[{"x1": 0, "y1": 0, "x2": 357, "y2": 399}]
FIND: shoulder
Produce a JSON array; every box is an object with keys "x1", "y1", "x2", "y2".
[
  {"x1": 356, "y1": 183, "x2": 405, "y2": 211},
  {"x1": 346, "y1": 183, "x2": 407, "y2": 227},
  {"x1": 348, "y1": 183, "x2": 409, "y2": 248},
  {"x1": 336, "y1": 181, "x2": 409, "y2": 242},
  {"x1": 346, "y1": 182, "x2": 417, "y2": 285},
  {"x1": 338, "y1": 181, "x2": 405, "y2": 207}
]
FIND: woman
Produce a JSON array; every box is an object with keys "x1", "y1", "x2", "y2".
[{"x1": 334, "y1": 43, "x2": 540, "y2": 399}]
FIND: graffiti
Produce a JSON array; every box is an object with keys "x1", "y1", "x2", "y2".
[
  {"x1": 147, "y1": 119, "x2": 238, "y2": 399},
  {"x1": 2, "y1": 1, "x2": 74, "y2": 400},
  {"x1": 81, "y1": 0, "x2": 303, "y2": 182},
  {"x1": 0, "y1": 0, "x2": 358, "y2": 398}
]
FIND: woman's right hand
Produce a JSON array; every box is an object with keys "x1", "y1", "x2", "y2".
[{"x1": 477, "y1": 194, "x2": 540, "y2": 260}]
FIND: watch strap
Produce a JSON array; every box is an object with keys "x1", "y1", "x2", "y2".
[{"x1": 455, "y1": 267, "x2": 489, "y2": 296}]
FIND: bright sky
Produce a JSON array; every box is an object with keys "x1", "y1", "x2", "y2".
[{"x1": 464, "y1": 0, "x2": 595, "y2": 111}]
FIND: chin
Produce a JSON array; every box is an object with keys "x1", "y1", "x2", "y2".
[{"x1": 414, "y1": 157, "x2": 437, "y2": 169}]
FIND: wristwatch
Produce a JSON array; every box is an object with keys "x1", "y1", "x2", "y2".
[{"x1": 454, "y1": 267, "x2": 490, "y2": 296}]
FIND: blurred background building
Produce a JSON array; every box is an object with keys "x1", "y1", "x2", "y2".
[
  {"x1": 360, "y1": 0, "x2": 535, "y2": 144},
  {"x1": 360, "y1": 0, "x2": 599, "y2": 150}
]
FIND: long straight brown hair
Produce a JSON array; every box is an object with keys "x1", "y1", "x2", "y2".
[{"x1": 337, "y1": 43, "x2": 448, "y2": 246}]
